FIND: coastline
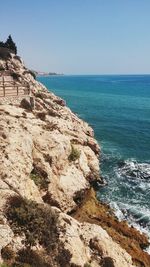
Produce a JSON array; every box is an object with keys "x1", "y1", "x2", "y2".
[
  {"x1": 0, "y1": 52, "x2": 150, "y2": 266},
  {"x1": 39, "y1": 74, "x2": 150, "y2": 245}
]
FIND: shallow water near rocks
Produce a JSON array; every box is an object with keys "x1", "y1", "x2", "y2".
[{"x1": 38, "y1": 74, "x2": 150, "y2": 240}]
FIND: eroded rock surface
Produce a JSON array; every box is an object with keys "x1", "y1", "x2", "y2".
[{"x1": 0, "y1": 54, "x2": 148, "y2": 266}]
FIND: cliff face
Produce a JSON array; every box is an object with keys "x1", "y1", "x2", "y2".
[{"x1": 0, "y1": 54, "x2": 149, "y2": 267}]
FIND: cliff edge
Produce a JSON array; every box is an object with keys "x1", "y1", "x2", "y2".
[{"x1": 0, "y1": 53, "x2": 149, "y2": 267}]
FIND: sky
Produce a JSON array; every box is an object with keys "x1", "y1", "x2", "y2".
[{"x1": 1, "y1": 0, "x2": 150, "y2": 74}]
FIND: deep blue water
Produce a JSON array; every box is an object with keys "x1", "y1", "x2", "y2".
[{"x1": 38, "y1": 75, "x2": 150, "y2": 236}]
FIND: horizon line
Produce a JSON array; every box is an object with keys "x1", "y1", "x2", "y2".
[{"x1": 38, "y1": 73, "x2": 150, "y2": 76}]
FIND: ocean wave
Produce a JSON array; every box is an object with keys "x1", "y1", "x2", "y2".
[
  {"x1": 116, "y1": 159, "x2": 150, "y2": 180},
  {"x1": 110, "y1": 201, "x2": 150, "y2": 236},
  {"x1": 106, "y1": 200, "x2": 150, "y2": 254},
  {"x1": 100, "y1": 154, "x2": 150, "y2": 243},
  {"x1": 101, "y1": 149, "x2": 122, "y2": 163}
]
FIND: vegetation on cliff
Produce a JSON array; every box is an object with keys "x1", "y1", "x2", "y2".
[
  {"x1": 2, "y1": 195, "x2": 60, "y2": 266},
  {"x1": 68, "y1": 145, "x2": 81, "y2": 161},
  {"x1": 5, "y1": 196, "x2": 59, "y2": 250},
  {"x1": 0, "y1": 35, "x2": 17, "y2": 55}
]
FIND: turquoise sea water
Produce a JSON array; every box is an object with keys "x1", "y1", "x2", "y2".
[{"x1": 38, "y1": 75, "x2": 150, "y2": 236}]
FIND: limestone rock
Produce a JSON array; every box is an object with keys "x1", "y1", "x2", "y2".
[
  {"x1": 58, "y1": 212, "x2": 135, "y2": 267},
  {"x1": 0, "y1": 54, "x2": 141, "y2": 267}
]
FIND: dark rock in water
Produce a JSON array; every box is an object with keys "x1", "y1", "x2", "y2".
[
  {"x1": 117, "y1": 160, "x2": 126, "y2": 168},
  {"x1": 91, "y1": 177, "x2": 108, "y2": 189}
]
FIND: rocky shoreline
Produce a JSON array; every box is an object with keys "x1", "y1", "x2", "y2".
[
  {"x1": 73, "y1": 189, "x2": 150, "y2": 267},
  {"x1": 0, "y1": 52, "x2": 149, "y2": 266}
]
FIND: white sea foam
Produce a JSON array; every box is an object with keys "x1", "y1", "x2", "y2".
[
  {"x1": 109, "y1": 201, "x2": 150, "y2": 254},
  {"x1": 117, "y1": 159, "x2": 150, "y2": 180},
  {"x1": 109, "y1": 202, "x2": 124, "y2": 221},
  {"x1": 100, "y1": 155, "x2": 150, "y2": 254}
]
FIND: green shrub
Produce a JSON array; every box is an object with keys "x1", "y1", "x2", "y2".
[
  {"x1": 5, "y1": 196, "x2": 59, "y2": 252},
  {"x1": 1, "y1": 246, "x2": 15, "y2": 261},
  {"x1": 30, "y1": 173, "x2": 43, "y2": 187},
  {"x1": 68, "y1": 145, "x2": 80, "y2": 161},
  {"x1": 0, "y1": 264, "x2": 10, "y2": 267},
  {"x1": 30, "y1": 165, "x2": 49, "y2": 190},
  {"x1": 1, "y1": 245, "x2": 53, "y2": 267},
  {"x1": 84, "y1": 264, "x2": 92, "y2": 267},
  {"x1": 16, "y1": 248, "x2": 51, "y2": 267},
  {"x1": 56, "y1": 246, "x2": 72, "y2": 267}
]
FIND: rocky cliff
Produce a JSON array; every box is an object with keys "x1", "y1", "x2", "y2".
[{"x1": 0, "y1": 53, "x2": 149, "y2": 267}]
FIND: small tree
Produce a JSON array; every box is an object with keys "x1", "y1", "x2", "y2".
[
  {"x1": 0, "y1": 41, "x2": 5, "y2": 48},
  {"x1": 5, "y1": 35, "x2": 17, "y2": 54}
]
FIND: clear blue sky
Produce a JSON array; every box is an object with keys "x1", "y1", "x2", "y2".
[{"x1": 1, "y1": 0, "x2": 150, "y2": 74}]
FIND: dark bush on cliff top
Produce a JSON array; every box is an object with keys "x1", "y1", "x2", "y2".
[
  {"x1": 0, "y1": 35, "x2": 17, "y2": 55},
  {"x1": 0, "y1": 47, "x2": 12, "y2": 60}
]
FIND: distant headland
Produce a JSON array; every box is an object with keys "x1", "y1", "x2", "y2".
[{"x1": 34, "y1": 71, "x2": 64, "y2": 77}]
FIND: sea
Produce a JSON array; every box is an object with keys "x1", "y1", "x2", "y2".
[{"x1": 38, "y1": 75, "x2": 150, "y2": 240}]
